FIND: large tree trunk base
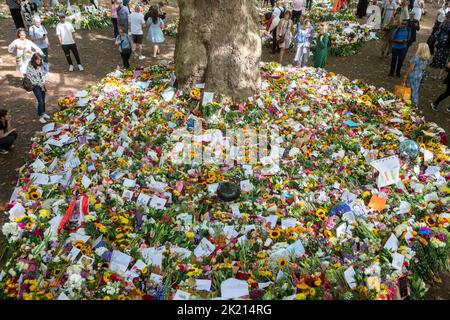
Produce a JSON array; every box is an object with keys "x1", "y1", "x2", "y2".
[{"x1": 175, "y1": 0, "x2": 261, "y2": 101}]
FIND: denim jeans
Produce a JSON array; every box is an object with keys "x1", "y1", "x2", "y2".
[
  {"x1": 0, "y1": 131, "x2": 18, "y2": 150},
  {"x1": 390, "y1": 47, "x2": 407, "y2": 76},
  {"x1": 33, "y1": 85, "x2": 46, "y2": 117}
]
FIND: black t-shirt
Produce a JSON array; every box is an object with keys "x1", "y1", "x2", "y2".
[{"x1": 0, "y1": 120, "x2": 8, "y2": 134}]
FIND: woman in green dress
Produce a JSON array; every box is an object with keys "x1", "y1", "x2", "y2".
[{"x1": 314, "y1": 24, "x2": 330, "y2": 69}]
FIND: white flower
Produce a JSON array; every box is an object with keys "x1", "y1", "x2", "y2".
[
  {"x1": 8, "y1": 269, "x2": 16, "y2": 277},
  {"x1": 2, "y1": 222, "x2": 20, "y2": 240},
  {"x1": 67, "y1": 273, "x2": 83, "y2": 291}
]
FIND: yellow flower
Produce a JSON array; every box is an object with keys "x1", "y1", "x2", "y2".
[
  {"x1": 315, "y1": 208, "x2": 326, "y2": 220},
  {"x1": 296, "y1": 293, "x2": 307, "y2": 300},
  {"x1": 296, "y1": 282, "x2": 309, "y2": 290},
  {"x1": 103, "y1": 296, "x2": 111, "y2": 300},
  {"x1": 269, "y1": 229, "x2": 281, "y2": 239},
  {"x1": 186, "y1": 231, "x2": 195, "y2": 239},
  {"x1": 314, "y1": 278, "x2": 322, "y2": 287},
  {"x1": 309, "y1": 288, "x2": 316, "y2": 296},
  {"x1": 39, "y1": 209, "x2": 51, "y2": 219},
  {"x1": 278, "y1": 257, "x2": 287, "y2": 269},
  {"x1": 418, "y1": 237, "x2": 428, "y2": 246},
  {"x1": 46, "y1": 293, "x2": 54, "y2": 300}
]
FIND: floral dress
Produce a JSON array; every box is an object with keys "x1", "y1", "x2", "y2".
[
  {"x1": 277, "y1": 19, "x2": 293, "y2": 49},
  {"x1": 8, "y1": 38, "x2": 43, "y2": 73},
  {"x1": 406, "y1": 55, "x2": 428, "y2": 106}
]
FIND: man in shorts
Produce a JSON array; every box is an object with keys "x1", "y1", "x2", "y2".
[{"x1": 128, "y1": 5, "x2": 146, "y2": 59}]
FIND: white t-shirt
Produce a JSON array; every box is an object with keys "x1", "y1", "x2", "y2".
[
  {"x1": 129, "y1": 12, "x2": 145, "y2": 35},
  {"x1": 56, "y1": 22, "x2": 75, "y2": 45}
]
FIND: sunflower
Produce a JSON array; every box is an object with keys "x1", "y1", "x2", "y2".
[
  {"x1": 424, "y1": 215, "x2": 436, "y2": 227},
  {"x1": 117, "y1": 295, "x2": 126, "y2": 300},
  {"x1": 269, "y1": 229, "x2": 281, "y2": 239},
  {"x1": 25, "y1": 222, "x2": 33, "y2": 229},
  {"x1": 278, "y1": 257, "x2": 287, "y2": 269},
  {"x1": 81, "y1": 247, "x2": 92, "y2": 256},
  {"x1": 74, "y1": 240, "x2": 85, "y2": 249},
  {"x1": 28, "y1": 190, "x2": 41, "y2": 201},
  {"x1": 323, "y1": 230, "x2": 333, "y2": 238},
  {"x1": 315, "y1": 208, "x2": 327, "y2": 220}
]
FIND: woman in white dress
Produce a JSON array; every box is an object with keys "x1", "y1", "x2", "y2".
[
  {"x1": 8, "y1": 27, "x2": 43, "y2": 74},
  {"x1": 382, "y1": 0, "x2": 397, "y2": 27}
]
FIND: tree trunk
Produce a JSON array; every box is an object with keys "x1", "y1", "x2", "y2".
[{"x1": 175, "y1": 0, "x2": 261, "y2": 101}]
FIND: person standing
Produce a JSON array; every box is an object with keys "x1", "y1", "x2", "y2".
[
  {"x1": 294, "y1": 19, "x2": 313, "y2": 66},
  {"x1": 430, "y1": 61, "x2": 450, "y2": 112},
  {"x1": 8, "y1": 28, "x2": 43, "y2": 74},
  {"x1": 380, "y1": 11, "x2": 400, "y2": 58},
  {"x1": 7, "y1": 0, "x2": 25, "y2": 29},
  {"x1": 430, "y1": 15, "x2": 450, "y2": 79},
  {"x1": 277, "y1": 10, "x2": 293, "y2": 64},
  {"x1": 111, "y1": 0, "x2": 119, "y2": 39},
  {"x1": 117, "y1": 0, "x2": 130, "y2": 33},
  {"x1": 406, "y1": 11, "x2": 420, "y2": 52},
  {"x1": 382, "y1": 0, "x2": 397, "y2": 27},
  {"x1": 146, "y1": 9, "x2": 165, "y2": 58},
  {"x1": 356, "y1": 0, "x2": 369, "y2": 19},
  {"x1": 20, "y1": 0, "x2": 37, "y2": 30},
  {"x1": 412, "y1": 0, "x2": 423, "y2": 21},
  {"x1": 389, "y1": 19, "x2": 411, "y2": 77},
  {"x1": 269, "y1": 1, "x2": 286, "y2": 54},
  {"x1": 402, "y1": 43, "x2": 430, "y2": 107},
  {"x1": 29, "y1": 16, "x2": 49, "y2": 74},
  {"x1": 26, "y1": 53, "x2": 49, "y2": 124},
  {"x1": 306, "y1": 0, "x2": 313, "y2": 10},
  {"x1": 367, "y1": 0, "x2": 382, "y2": 29},
  {"x1": 0, "y1": 110, "x2": 18, "y2": 155},
  {"x1": 115, "y1": 25, "x2": 133, "y2": 68},
  {"x1": 292, "y1": 0, "x2": 304, "y2": 24},
  {"x1": 129, "y1": 5, "x2": 146, "y2": 60},
  {"x1": 400, "y1": 1, "x2": 409, "y2": 22},
  {"x1": 56, "y1": 13, "x2": 84, "y2": 72},
  {"x1": 314, "y1": 24, "x2": 330, "y2": 68}
]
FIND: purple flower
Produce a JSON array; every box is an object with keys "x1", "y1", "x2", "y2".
[
  {"x1": 101, "y1": 250, "x2": 112, "y2": 261},
  {"x1": 63, "y1": 242, "x2": 73, "y2": 252}
]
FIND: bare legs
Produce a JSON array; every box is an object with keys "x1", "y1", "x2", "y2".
[
  {"x1": 279, "y1": 48, "x2": 286, "y2": 64},
  {"x1": 153, "y1": 44, "x2": 161, "y2": 58}
]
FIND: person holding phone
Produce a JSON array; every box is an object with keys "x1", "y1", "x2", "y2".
[
  {"x1": 26, "y1": 53, "x2": 49, "y2": 124},
  {"x1": 0, "y1": 110, "x2": 18, "y2": 155}
]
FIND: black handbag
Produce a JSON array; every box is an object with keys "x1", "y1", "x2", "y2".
[{"x1": 22, "y1": 76, "x2": 33, "y2": 92}]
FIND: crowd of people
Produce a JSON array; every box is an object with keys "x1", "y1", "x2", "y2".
[
  {"x1": 262, "y1": 0, "x2": 450, "y2": 112},
  {"x1": 2, "y1": 0, "x2": 450, "y2": 155},
  {"x1": 2, "y1": 1, "x2": 168, "y2": 154}
]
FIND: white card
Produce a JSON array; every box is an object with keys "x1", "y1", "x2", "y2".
[
  {"x1": 149, "y1": 196, "x2": 167, "y2": 210},
  {"x1": 220, "y1": 278, "x2": 249, "y2": 299},
  {"x1": 68, "y1": 247, "x2": 81, "y2": 262},
  {"x1": 336, "y1": 223, "x2": 348, "y2": 238},
  {"x1": 371, "y1": 156, "x2": 400, "y2": 188},
  {"x1": 384, "y1": 234, "x2": 399, "y2": 252},
  {"x1": 42, "y1": 122, "x2": 55, "y2": 133},
  {"x1": 208, "y1": 183, "x2": 219, "y2": 195},
  {"x1": 202, "y1": 92, "x2": 214, "y2": 106},
  {"x1": 196, "y1": 279, "x2": 212, "y2": 291},
  {"x1": 173, "y1": 290, "x2": 191, "y2": 300},
  {"x1": 161, "y1": 87, "x2": 175, "y2": 102},
  {"x1": 150, "y1": 273, "x2": 163, "y2": 284},
  {"x1": 344, "y1": 267, "x2": 357, "y2": 289},
  {"x1": 223, "y1": 225, "x2": 239, "y2": 239},
  {"x1": 281, "y1": 218, "x2": 297, "y2": 229},
  {"x1": 110, "y1": 250, "x2": 132, "y2": 274},
  {"x1": 240, "y1": 180, "x2": 253, "y2": 192},
  {"x1": 391, "y1": 252, "x2": 404, "y2": 270},
  {"x1": 123, "y1": 178, "x2": 136, "y2": 188},
  {"x1": 81, "y1": 176, "x2": 91, "y2": 190},
  {"x1": 194, "y1": 238, "x2": 215, "y2": 258},
  {"x1": 137, "y1": 193, "x2": 151, "y2": 206},
  {"x1": 230, "y1": 203, "x2": 241, "y2": 217},
  {"x1": 286, "y1": 240, "x2": 305, "y2": 257},
  {"x1": 264, "y1": 215, "x2": 278, "y2": 229},
  {"x1": 9, "y1": 202, "x2": 26, "y2": 220}
]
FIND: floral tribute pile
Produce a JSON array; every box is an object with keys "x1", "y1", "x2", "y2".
[
  {"x1": 163, "y1": 18, "x2": 179, "y2": 37},
  {"x1": 259, "y1": 2, "x2": 378, "y2": 57},
  {"x1": 40, "y1": 5, "x2": 111, "y2": 30},
  {"x1": 0, "y1": 62, "x2": 449, "y2": 300}
]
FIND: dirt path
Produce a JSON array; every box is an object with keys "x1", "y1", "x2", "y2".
[{"x1": 0, "y1": 2, "x2": 448, "y2": 299}]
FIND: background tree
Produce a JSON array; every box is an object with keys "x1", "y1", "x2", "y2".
[{"x1": 175, "y1": 0, "x2": 262, "y2": 101}]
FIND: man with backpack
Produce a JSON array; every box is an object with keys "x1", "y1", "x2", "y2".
[
  {"x1": 389, "y1": 19, "x2": 411, "y2": 77},
  {"x1": 270, "y1": 0, "x2": 286, "y2": 54}
]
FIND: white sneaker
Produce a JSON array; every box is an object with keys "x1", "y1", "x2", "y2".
[
  {"x1": 78, "y1": 64, "x2": 84, "y2": 71},
  {"x1": 69, "y1": 65, "x2": 74, "y2": 72},
  {"x1": 39, "y1": 116, "x2": 47, "y2": 124},
  {"x1": 139, "y1": 55, "x2": 146, "y2": 60},
  {"x1": 43, "y1": 113, "x2": 51, "y2": 119}
]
